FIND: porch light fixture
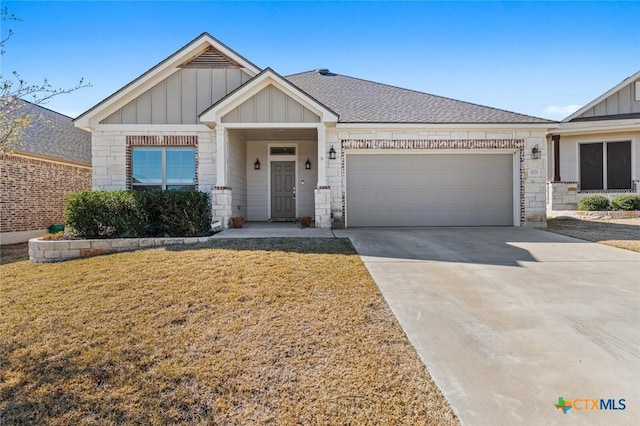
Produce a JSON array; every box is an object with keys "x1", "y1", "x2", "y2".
[
  {"x1": 532, "y1": 145, "x2": 541, "y2": 160},
  {"x1": 305, "y1": 158, "x2": 311, "y2": 169},
  {"x1": 329, "y1": 145, "x2": 336, "y2": 160},
  {"x1": 254, "y1": 158, "x2": 261, "y2": 170}
]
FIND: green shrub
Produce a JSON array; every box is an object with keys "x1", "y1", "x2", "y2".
[
  {"x1": 611, "y1": 194, "x2": 640, "y2": 211},
  {"x1": 65, "y1": 190, "x2": 210, "y2": 238},
  {"x1": 577, "y1": 195, "x2": 610, "y2": 211}
]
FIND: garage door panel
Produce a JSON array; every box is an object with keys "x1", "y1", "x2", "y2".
[{"x1": 346, "y1": 154, "x2": 514, "y2": 227}]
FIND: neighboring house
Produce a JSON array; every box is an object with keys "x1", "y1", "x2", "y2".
[
  {"x1": 547, "y1": 71, "x2": 640, "y2": 212},
  {"x1": 0, "y1": 99, "x2": 91, "y2": 244},
  {"x1": 75, "y1": 33, "x2": 555, "y2": 229}
]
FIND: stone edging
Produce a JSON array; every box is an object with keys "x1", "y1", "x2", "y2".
[
  {"x1": 29, "y1": 235, "x2": 218, "y2": 263},
  {"x1": 547, "y1": 210, "x2": 640, "y2": 220}
]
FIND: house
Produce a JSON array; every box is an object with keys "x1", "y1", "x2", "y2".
[
  {"x1": 547, "y1": 71, "x2": 640, "y2": 212},
  {"x1": 74, "y1": 33, "x2": 555, "y2": 229},
  {"x1": 0, "y1": 99, "x2": 92, "y2": 244}
]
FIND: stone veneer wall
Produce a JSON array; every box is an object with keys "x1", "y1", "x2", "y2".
[
  {"x1": 325, "y1": 128, "x2": 548, "y2": 226},
  {"x1": 91, "y1": 130, "x2": 215, "y2": 190},
  {"x1": 0, "y1": 154, "x2": 91, "y2": 233},
  {"x1": 29, "y1": 235, "x2": 218, "y2": 263}
]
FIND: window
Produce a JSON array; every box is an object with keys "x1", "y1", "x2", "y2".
[
  {"x1": 579, "y1": 141, "x2": 631, "y2": 191},
  {"x1": 270, "y1": 147, "x2": 295, "y2": 155},
  {"x1": 132, "y1": 147, "x2": 196, "y2": 190}
]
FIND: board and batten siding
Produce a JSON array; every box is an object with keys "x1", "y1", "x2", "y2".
[
  {"x1": 101, "y1": 69, "x2": 252, "y2": 125},
  {"x1": 221, "y1": 85, "x2": 320, "y2": 124},
  {"x1": 577, "y1": 78, "x2": 640, "y2": 118},
  {"x1": 228, "y1": 131, "x2": 247, "y2": 218}
]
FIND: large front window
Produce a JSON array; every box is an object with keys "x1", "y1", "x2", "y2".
[
  {"x1": 132, "y1": 147, "x2": 196, "y2": 190},
  {"x1": 579, "y1": 141, "x2": 631, "y2": 191}
]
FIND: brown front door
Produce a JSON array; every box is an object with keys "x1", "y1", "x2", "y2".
[{"x1": 271, "y1": 161, "x2": 295, "y2": 219}]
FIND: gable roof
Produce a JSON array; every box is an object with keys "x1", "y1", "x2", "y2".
[
  {"x1": 74, "y1": 32, "x2": 261, "y2": 129},
  {"x1": 286, "y1": 71, "x2": 554, "y2": 124},
  {"x1": 563, "y1": 70, "x2": 640, "y2": 122},
  {"x1": 7, "y1": 98, "x2": 91, "y2": 165},
  {"x1": 199, "y1": 68, "x2": 338, "y2": 124}
]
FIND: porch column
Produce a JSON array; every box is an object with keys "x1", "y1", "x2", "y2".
[
  {"x1": 552, "y1": 134, "x2": 561, "y2": 182},
  {"x1": 317, "y1": 125, "x2": 327, "y2": 186},
  {"x1": 216, "y1": 126, "x2": 228, "y2": 186}
]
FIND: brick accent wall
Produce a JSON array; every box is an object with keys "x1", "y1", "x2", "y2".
[{"x1": 0, "y1": 154, "x2": 91, "y2": 232}]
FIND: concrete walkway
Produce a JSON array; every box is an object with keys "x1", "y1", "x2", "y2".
[
  {"x1": 335, "y1": 227, "x2": 640, "y2": 426},
  {"x1": 212, "y1": 222, "x2": 335, "y2": 238}
]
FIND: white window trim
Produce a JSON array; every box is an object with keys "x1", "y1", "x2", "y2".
[
  {"x1": 267, "y1": 142, "x2": 299, "y2": 219},
  {"x1": 576, "y1": 139, "x2": 633, "y2": 191}
]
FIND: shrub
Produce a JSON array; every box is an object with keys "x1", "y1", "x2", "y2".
[
  {"x1": 611, "y1": 194, "x2": 640, "y2": 211},
  {"x1": 65, "y1": 190, "x2": 210, "y2": 238},
  {"x1": 577, "y1": 195, "x2": 610, "y2": 211}
]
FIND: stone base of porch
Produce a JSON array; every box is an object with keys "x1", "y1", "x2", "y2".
[
  {"x1": 212, "y1": 186, "x2": 233, "y2": 229},
  {"x1": 314, "y1": 186, "x2": 332, "y2": 229}
]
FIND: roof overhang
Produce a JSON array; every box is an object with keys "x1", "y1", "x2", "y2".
[
  {"x1": 336, "y1": 122, "x2": 557, "y2": 130},
  {"x1": 547, "y1": 118, "x2": 640, "y2": 137},
  {"x1": 74, "y1": 33, "x2": 261, "y2": 131},
  {"x1": 199, "y1": 68, "x2": 339, "y2": 126}
]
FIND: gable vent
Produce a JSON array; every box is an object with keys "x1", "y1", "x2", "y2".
[{"x1": 180, "y1": 46, "x2": 241, "y2": 69}]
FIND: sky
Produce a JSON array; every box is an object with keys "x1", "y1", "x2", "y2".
[{"x1": 2, "y1": 1, "x2": 639, "y2": 121}]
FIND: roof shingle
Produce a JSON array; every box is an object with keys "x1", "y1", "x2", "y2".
[
  {"x1": 286, "y1": 71, "x2": 553, "y2": 124},
  {"x1": 6, "y1": 98, "x2": 91, "y2": 164}
]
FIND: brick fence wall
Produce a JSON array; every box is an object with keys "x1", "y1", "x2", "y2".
[{"x1": 0, "y1": 154, "x2": 92, "y2": 233}]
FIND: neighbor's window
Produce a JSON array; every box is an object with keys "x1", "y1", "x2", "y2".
[
  {"x1": 579, "y1": 141, "x2": 631, "y2": 191},
  {"x1": 132, "y1": 147, "x2": 196, "y2": 191}
]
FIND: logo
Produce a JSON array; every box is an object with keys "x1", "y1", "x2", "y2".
[
  {"x1": 554, "y1": 396, "x2": 626, "y2": 414},
  {"x1": 555, "y1": 397, "x2": 571, "y2": 414}
]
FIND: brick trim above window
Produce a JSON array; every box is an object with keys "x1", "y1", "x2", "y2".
[{"x1": 126, "y1": 135, "x2": 198, "y2": 190}]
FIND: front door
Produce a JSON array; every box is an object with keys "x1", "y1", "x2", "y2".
[{"x1": 271, "y1": 161, "x2": 295, "y2": 219}]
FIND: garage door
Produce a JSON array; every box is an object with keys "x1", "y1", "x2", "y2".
[{"x1": 346, "y1": 154, "x2": 514, "y2": 227}]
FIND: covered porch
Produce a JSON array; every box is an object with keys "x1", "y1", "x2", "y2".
[{"x1": 199, "y1": 68, "x2": 338, "y2": 229}]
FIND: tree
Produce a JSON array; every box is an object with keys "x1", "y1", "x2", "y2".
[{"x1": 0, "y1": 7, "x2": 90, "y2": 153}]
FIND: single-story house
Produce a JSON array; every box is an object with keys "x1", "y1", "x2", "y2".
[
  {"x1": 75, "y1": 33, "x2": 556, "y2": 229},
  {"x1": 0, "y1": 99, "x2": 91, "y2": 244},
  {"x1": 547, "y1": 71, "x2": 640, "y2": 212}
]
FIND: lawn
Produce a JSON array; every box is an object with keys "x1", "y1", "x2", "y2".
[
  {"x1": 546, "y1": 217, "x2": 640, "y2": 252},
  {"x1": 0, "y1": 238, "x2": 458, "y2": 425}
]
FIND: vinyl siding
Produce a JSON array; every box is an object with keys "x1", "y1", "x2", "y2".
[{"x1": 228, "y1": 132, "x2": 247, "y2": 218}]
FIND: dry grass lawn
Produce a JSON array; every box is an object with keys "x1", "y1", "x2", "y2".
[
  {"x1": 546, "y1": 217, "x2": 640, "y2": 252},
  {"x1": 0, "y1": 238, "x2": 458, "y2": 425}
]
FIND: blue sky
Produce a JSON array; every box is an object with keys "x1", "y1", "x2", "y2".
[{"x1": 2, "y1": 1, "x2": 639, "y2": 120}]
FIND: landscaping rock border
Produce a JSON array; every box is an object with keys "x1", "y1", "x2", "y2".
[
  {"x1": 29, "y1": 235, "x2": 218, "y2": 263},
  {"x1": 547, "y1": 210, "x2": 640, "y2": 220}
]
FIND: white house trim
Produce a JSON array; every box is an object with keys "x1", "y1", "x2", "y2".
[
  {"x1": 75, "y1": 33, "x2": 261, "y2": 131},
  {"x1": 199, "y1": 68, "x2": 339, "y2": 125},
  {"x1": 267, "y1": 142, "x2": 299, "y2": 219},
  {"x1": 563, "y1": 70, "x2": 640, "y2": 122}
]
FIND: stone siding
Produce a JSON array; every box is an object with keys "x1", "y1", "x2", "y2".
[{"x1": 0, "y1": 154, "x2": 91, "y2": 233}]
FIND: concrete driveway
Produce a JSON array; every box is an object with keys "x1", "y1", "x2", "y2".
[{"x1": 335, "y1": 227, "x2": 640, "y2": 426}]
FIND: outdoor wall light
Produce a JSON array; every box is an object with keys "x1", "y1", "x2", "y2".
[
  {"x1": 329, "y1": 145, "x2": 336, "y2": 160},
  {"x1": 254, "y1": 158, "x2": 261, "y2": 170},
  {"x1": 532, "y1": 144, "x2": 541, "y2": 160},
  {"x1": 305, "y1": 158, "x2": 311, "y2": 169}
]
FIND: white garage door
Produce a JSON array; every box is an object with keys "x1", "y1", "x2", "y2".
[{"x1": 346, "y1": 153, "x2": 515, "y2": 227}]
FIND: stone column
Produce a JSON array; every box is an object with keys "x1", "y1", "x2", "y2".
[
  {"x1": 314, "y1": 186, "x2": 331, "y2": 228},
  {"x1": 212, "y1": 186, "x2": 233, "y2": 229}
]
